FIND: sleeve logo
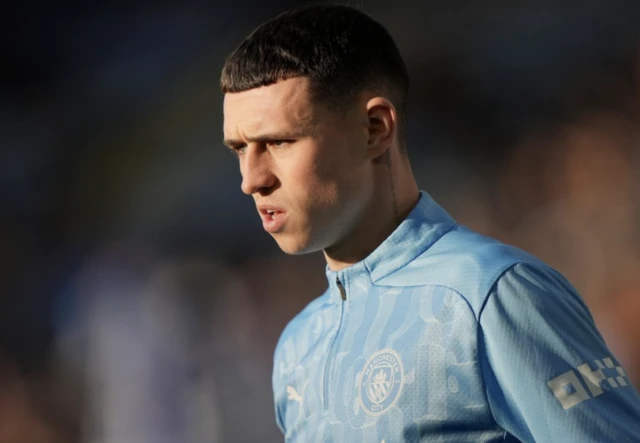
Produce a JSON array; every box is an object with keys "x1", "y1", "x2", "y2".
[{"x1": 547, "y1": 357, "x2": 629, "y2": 410}]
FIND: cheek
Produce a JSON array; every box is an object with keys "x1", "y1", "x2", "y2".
[
  {"x1": 292, "y1": 168, "x2": 341, "y2": 209},
  {"x1": 310, "y1": 147, "x2": 362, "y2": 189},
  {"x1": 283, "y1": 147, "x2": 339, "y2": 201},
  {"x1": 284, "y1": 137, "x2": 367, "y2": 213}
]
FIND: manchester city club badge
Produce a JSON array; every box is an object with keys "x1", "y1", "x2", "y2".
[{"x1": 358, "y1": 349, "x2": 404, "y2": 416}]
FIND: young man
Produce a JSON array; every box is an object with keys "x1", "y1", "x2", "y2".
[{"x1": 221, "y1": 5, "x2": 640, "y2": 442}]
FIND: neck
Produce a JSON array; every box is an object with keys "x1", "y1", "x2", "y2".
[{"x1": 324, "y1": 152, "x2": 419, "y2": 271}]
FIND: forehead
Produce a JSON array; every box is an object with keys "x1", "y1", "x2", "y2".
[{"x1": 223, "y1": 77, "x2": 318, "y2": 138}]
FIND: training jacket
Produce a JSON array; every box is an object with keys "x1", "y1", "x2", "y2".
[{"x1": 273, "y1": 191, "x2": 640, "y2": 442}]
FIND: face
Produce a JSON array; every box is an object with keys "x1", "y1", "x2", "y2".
[{"x1": 223, "y1": 77, "x2": 375, "y2": 255}]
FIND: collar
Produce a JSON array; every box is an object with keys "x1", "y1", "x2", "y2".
[{"x1": 325, "y1": 191, "x2": 456, "y2": 302}]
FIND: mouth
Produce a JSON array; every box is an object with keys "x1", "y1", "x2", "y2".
[{"x1": 258, "y1": 206, "x2": 287, "y2": 233}]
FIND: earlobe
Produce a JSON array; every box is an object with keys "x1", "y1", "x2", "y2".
[{"x1": 366, "y1": 97, "x2": 396, "y2": 160}]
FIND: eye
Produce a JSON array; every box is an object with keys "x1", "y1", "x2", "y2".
[
  {"x1": 227, "y1": 144, "x2": 247, "y2": 156},
  {"x1": 267, "y1": 139, "x2": 291, "y2": 148}
]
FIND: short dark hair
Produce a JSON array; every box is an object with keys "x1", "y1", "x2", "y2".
[{"x1": 220, "y1": 4, "x2": 410, "y2": 147}]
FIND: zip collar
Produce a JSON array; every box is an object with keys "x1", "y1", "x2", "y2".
[{"x1": 325, "y1": 191, "x2": 456, "y2": 302}]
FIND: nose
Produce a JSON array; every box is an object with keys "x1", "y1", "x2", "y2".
[{"x1": 240, "y1": 148, "x2": 276, "y2": 196}]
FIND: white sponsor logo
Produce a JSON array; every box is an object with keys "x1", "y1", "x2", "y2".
[{"x1": 547, "y1": 357, "x2": 629, "y2": 410}]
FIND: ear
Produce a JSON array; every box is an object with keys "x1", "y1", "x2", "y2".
[{"x1": 365, "y1": 97, "x2": 397, "y2": 160}]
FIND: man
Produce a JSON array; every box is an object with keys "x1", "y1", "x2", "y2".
[{"x1": 220, "y1": 5, "x2": 640, "y2": 442}]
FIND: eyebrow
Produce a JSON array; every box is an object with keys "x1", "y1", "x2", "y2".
[{"x1": 223, "y1": 131, "x2": 307, "y2": 149}]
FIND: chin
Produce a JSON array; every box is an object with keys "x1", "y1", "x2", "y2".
[{"x1": 273, "y1": 234, "x2": 317, "y2": 256}]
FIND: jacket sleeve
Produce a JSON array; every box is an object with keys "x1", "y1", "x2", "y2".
[{"x1": 478, "y1": 262, "x2": 640, "y2": 442}]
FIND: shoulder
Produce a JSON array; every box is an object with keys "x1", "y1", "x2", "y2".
[
  {"x1": 375, "y1": 224, "x2": 551, "y2": 316},
  {"x1": 480, "y1": 260, "x2": 593, "y2": 331}
]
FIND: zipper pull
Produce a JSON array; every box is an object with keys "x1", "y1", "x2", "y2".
[{"x1": 336, "y1": 278, "x2": 346, "y2": 301}]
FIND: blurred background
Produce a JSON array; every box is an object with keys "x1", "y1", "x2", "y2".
[{"x1": 1, "y1": 0, "x2": 639, "y2": 441}]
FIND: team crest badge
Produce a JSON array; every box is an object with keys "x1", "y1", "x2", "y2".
[{"x1": 358, "y1": 349, "x2": 404, "y2": 416}]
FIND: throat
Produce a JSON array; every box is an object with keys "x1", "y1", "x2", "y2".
[{"x1": 323, "y1": 192, "x2": 420, "y2": 271}]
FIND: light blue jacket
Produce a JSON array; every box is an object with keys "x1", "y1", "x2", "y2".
[{"x1": 273, "y1": 192, "x2": 640, "y2": 442}]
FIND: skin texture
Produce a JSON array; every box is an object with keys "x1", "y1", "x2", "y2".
[{"x1": 223, "y1": 77, "x2": 419, "y2": 271}]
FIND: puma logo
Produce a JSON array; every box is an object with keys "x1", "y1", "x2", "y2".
[{"x1": 287, "y1": 385, "x2": 303, "y2": 404}]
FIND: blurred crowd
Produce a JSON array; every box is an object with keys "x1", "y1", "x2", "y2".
[{"x1": 1, "y1": 1, "x2": 639, "y2": 442}]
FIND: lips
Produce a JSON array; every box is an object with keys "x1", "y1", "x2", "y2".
[{"x1": 257, "y1": 204, "x2": 287, "y2": 233}]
